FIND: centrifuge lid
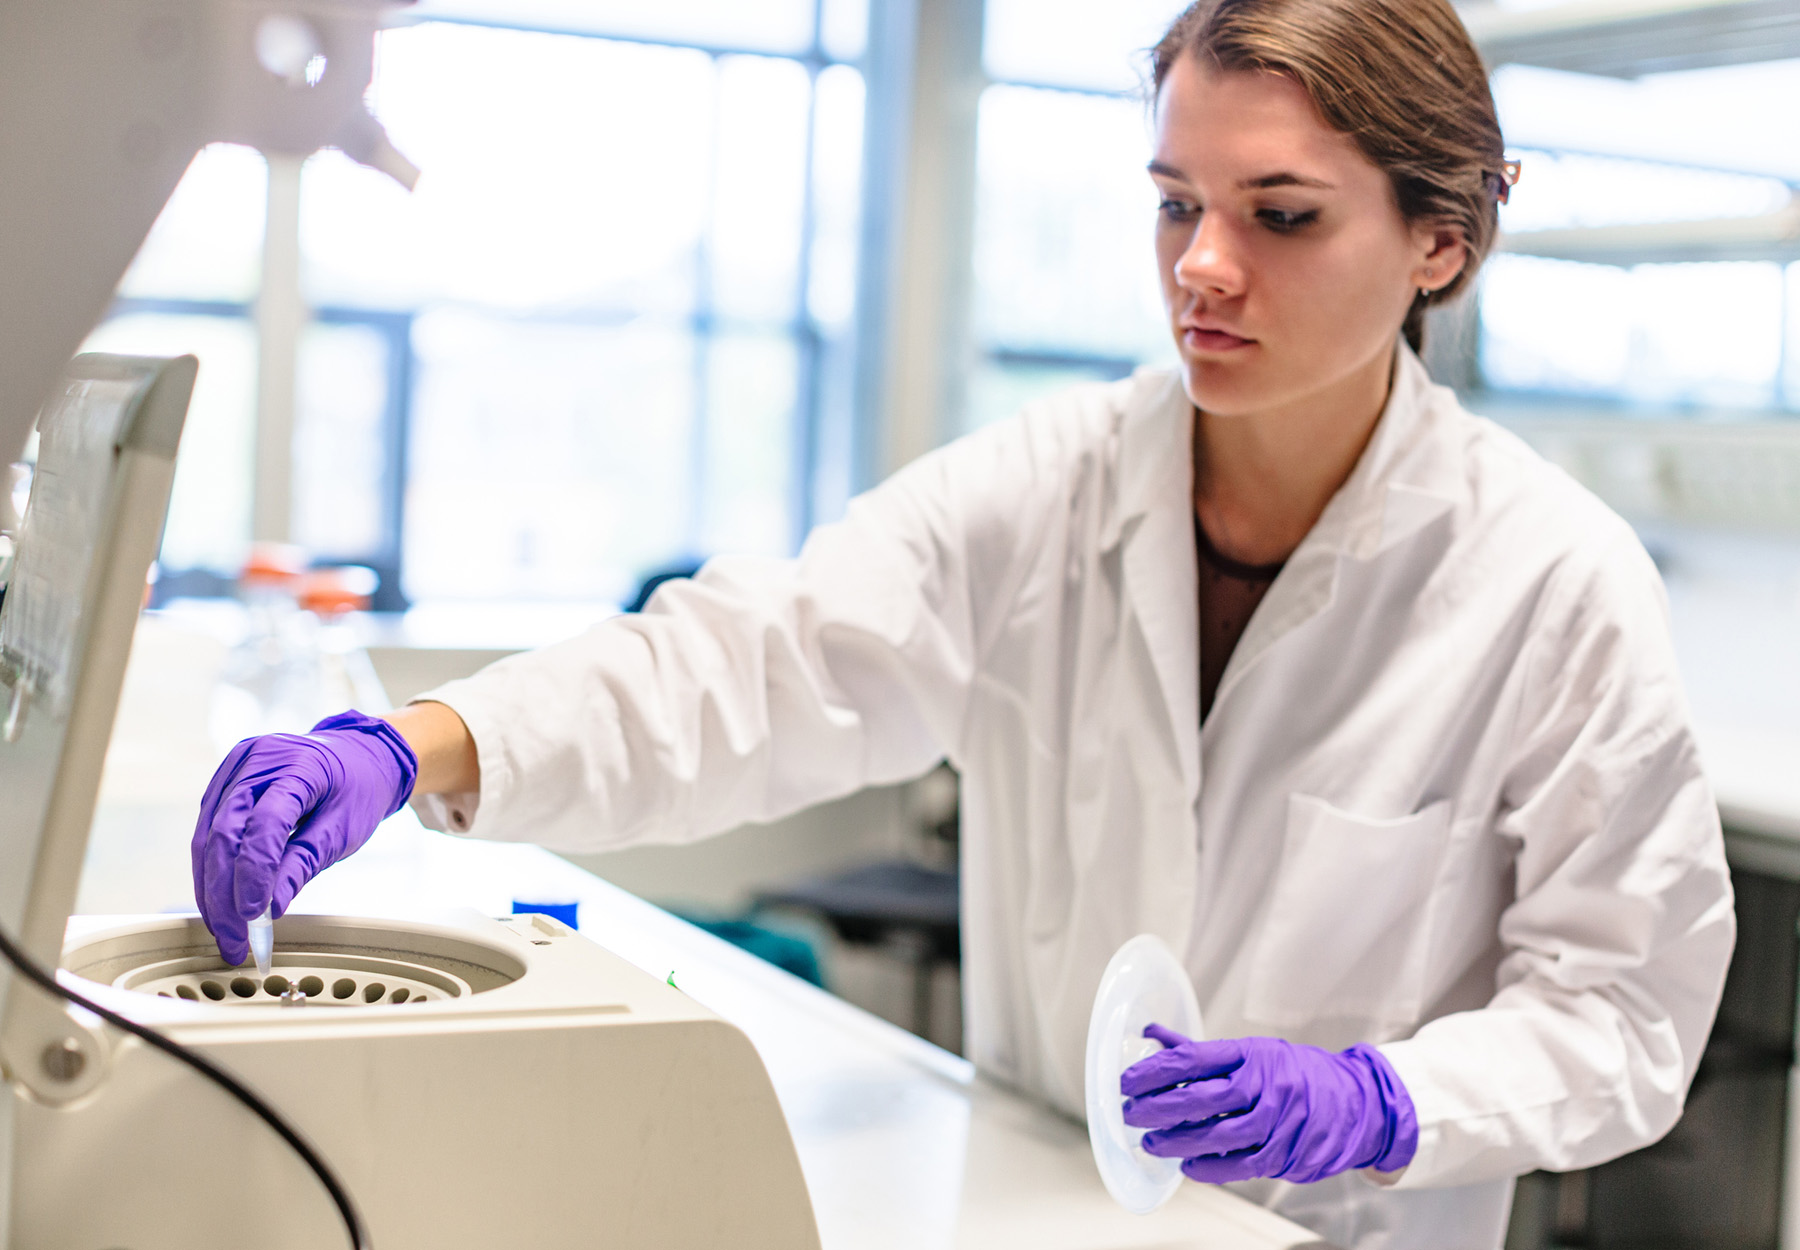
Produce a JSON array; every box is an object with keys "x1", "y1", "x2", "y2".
[
  {"x1": 1084, "y1": 933, "x2": 1206, "y2": 1215},
  {"x1": 0, "y1": 354, "x2": 194, "y2": 984}
]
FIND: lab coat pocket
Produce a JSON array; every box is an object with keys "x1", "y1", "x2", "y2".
[{"x1": 1244, "y1": 794, "x2": 1453, "y2": 1029}]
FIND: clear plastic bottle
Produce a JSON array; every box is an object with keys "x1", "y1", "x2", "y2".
[
  {"x1": 211, "y1": 543, "x2": 319, "y2": 747},
  {"x1": 297, "y1": 566, "x2": 378, "y2": 714},
  {"x1": 211, "y1": 552, "x2": 383, "y2": 750}
]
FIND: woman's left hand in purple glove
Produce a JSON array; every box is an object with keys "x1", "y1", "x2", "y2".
[{"x1": 1121, "y1": 1024, "x2": 1418, "y2": 1184}]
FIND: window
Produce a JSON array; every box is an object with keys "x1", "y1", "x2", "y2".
[
  {"x1": 82, "y1": 310, "x2": 260, "y2": 574},
  {"x1": 319, "y1": 18, "x2": 867, "y2": 605},
  {"x1": 101, "y1": 6, "x2": 867, "y2": 608},
  {"x1": 401, "y1": 310, "x2": 699, "y2": 602},
  {"x1": 966, "y1": 1, "x2": 1188, "y2": 432},
  {"x1": 115, "y1": 144, "x2": 267, "y2": 306},
  {"x1": 966, "y1": 24, "x2": 1800, "y2": 426},
  {"x1": 84, "y1": 143, "x2": 267, "y2": 590},
  {"x1": 1482, "y1": 256, "x2": 1786, "y2": 409},
  {"x1": 115, "y1": 1, "x2": 1799, "y2": 609},
  {"x1": 983, "y1": 0, "x2": 1185, "y2": 92},
  {"x1": 1479, "y1": 59, "x2": 1800, "y2": 416},
  {"x1": 294, "y1": 316, "x2": 407, "y2": 563}
]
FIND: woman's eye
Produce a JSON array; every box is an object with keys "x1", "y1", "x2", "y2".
[
  {"x1": 1258, "y1": 207, "x2": 1320, "y2": 233},
  {"x1": 1158, "y1": 198, "x2": 1200, "y2": 223}
]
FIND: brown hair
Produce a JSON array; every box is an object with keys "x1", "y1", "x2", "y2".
[{"x1": 1151, "y1": 0, "x2": 1508, "y2": 352}]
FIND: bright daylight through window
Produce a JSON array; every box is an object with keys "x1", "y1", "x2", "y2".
[
  {"x1": 89, "y1": 0, "x2": 1800, "y2": 611},
  {"x1": 1481, "y1": 58, "x2": 1800, "y2": 415},
  {"x1": 96, "y1": 3, "x2": 867, "y2": 610}
]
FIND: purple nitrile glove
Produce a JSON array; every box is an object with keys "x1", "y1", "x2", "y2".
[
  {"x1": 1121, "y1": 1024, "x2": 1417, "y2": 1185},
  {"x1": 192, "y1": 710, "x2": 418, "y2": 965}
]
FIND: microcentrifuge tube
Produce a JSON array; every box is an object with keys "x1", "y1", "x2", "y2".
[{"x1": 249, "y1": 906, "x2": 273, "y2": 977}]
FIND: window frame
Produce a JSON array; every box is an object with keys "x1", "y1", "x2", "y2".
[{"x1": 126, "y1": 1, "x2": 866, "y2": 609}]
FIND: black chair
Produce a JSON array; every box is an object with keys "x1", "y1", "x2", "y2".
[{"x1": 755, "y1": 860, "x2": 959, "y2": 1042}]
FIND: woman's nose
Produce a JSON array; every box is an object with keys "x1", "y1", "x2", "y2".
[{"x1": 1175, "y1": 215, "x2": 1245, "y2": 298}]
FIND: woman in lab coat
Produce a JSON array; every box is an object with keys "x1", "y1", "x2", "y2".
[{"x1": 192, "y1": 0, "x2": 1735, "y2": 1245}]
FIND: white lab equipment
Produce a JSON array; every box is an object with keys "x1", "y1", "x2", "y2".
[
  {"x1": 1084, "y1": 934, "x2": 1205, "y2": 1215},
  {"x1": 30, "y1": 909, "x2": 820, "y2": 1248},
  {"x1": 0, "y1": 353, "x2": 821, "y2": 1248},
  {"x1": 0, "y1": 0, "x2": 418, "y2": 469}
]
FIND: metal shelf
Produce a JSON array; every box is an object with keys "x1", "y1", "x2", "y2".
[
  {"x1": 1463, "y1": 0, "x2": 1800, "y2": 77},
  {"x1": 1499, "y1": 201, "x2": 1800, "y2": 264}
]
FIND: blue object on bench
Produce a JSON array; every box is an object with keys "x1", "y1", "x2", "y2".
[{"x1": 512, "y1": 899, "x2": 579, "y2": 929}]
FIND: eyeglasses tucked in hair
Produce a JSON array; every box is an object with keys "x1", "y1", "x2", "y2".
[{"x1": 1489, "y1": 159, "x2": 1522, "y2": 206}]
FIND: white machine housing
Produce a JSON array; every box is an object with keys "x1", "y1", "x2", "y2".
[{"x1": 30, "y1": 911, "x2": 821, "y2": 1249}]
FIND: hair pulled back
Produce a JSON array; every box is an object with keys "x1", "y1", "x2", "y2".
[{"x1": 1152, "y1": 0, "x2": 1509, "y2": 352}]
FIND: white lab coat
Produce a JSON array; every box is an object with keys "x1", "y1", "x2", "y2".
[{"x1": 414, "y1": 344, "x2": 1734, "y2": 1250}]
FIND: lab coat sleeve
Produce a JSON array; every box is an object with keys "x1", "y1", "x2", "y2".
[
  {"x1": 407, "y1": 403, "x2": 1079, "y2": 852},
  {"x1": 1377, "y1": 528, "x2": 1736, "y2": 1190}
]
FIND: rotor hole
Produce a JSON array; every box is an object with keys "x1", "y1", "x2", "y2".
[
  {"x1": 263, "y1": 975, "x2": 289, "y2": 996},
  {"x1": 298, "y1": 976, "x2": 324, "y2": 997},
  {"x1": 230, "y1": 977, "x2": 257, "y2": 998},
  {"x1": 390, "y1": 987, "x2": 410, "y2": 1003},
  {"x1": 332, "y1": 978, "x2": 356, "y2": 1000},
  {"x1": 176, "y1": 985, "x2": 199, "y2": 1001},
  {"x1": 201, "y1": 980, "x2": 226, "y2": 1001},
  {"x1": 158, "y1": 991, "x2": 173, "y2": 998},
  {"x1": 363, "y1": 982, "x2": 386, "y2": 1003}
]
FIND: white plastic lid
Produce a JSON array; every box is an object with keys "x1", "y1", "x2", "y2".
[{"x1": 1084, "y1": 933, "x2": 1205, "y2": 1214}]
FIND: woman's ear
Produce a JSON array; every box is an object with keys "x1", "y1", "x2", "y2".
[{"x1": 1410, "y1": 223, "x2": 1468, "y2": 294}]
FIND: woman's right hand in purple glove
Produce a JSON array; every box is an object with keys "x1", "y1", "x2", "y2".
[{"x1": 192, "y1": 710, "x2": 418, "y2": 965}]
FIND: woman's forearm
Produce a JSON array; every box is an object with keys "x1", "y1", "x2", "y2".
[{"x1": 383, "y1": 700, "x2": 480, "y2": 794}]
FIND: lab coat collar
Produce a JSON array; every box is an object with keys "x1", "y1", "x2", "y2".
[
  {"x1": 1210, "y1": 343, "x2": 1459, "y2": 717},
  {"x1": 1107, "y1": 345, "x2": 1460, "y2": 782},
  {"x1": 1103, "y1": 344, "x2": 1455, "y2": 557},
  {"x1": 1307, "y1": 343, "x2": 1459, "y2": 561},
  {"x1": 1103, "y1": 368, "x2": 1193, "y2": 553}
]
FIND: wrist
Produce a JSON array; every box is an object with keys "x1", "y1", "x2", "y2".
[
  {"x1": 1343, "y1": 1043, "x2": 1418, "y2": 1173},
  {"x1": 381, "y1": 700, "x2": 479, "y2": 796},
  {"x1": 309, "y1": 709, "x2": 420, "y2": 811}
]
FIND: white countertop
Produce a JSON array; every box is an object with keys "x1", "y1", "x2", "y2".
[{"x1": 1654, "y1": 526, "x2": 1800, "y2": 849}]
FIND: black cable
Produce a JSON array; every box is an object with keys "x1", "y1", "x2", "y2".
[{"x1": 0, "y1": 920, "x2": 370, "y2": 1250}]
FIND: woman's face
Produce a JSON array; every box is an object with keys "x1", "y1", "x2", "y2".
[{"x1": 1151, "y1": 55, "x2": 1464, "y2": 418}]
